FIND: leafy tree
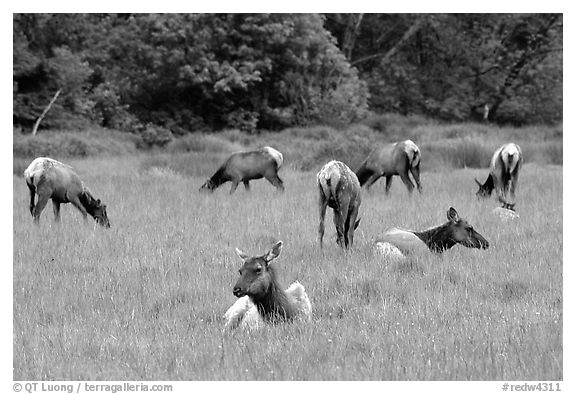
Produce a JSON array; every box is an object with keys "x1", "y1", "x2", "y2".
[
  {"x1": 325, "y1": 13, "x2": 562, "y2": 125},
  {"x1": 13, "y1": 13, "x2": 561, "y2": 133},
  {"x1": 66, "y1": 13, "x2": 367, "y2": 133}
]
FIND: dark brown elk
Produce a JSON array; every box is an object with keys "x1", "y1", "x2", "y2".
[
  {"x1": 224, "y1": 241, "x2": 312, "y2": 330},
  {"x1": 356, "y1": 139, "x2": 422, "y2": 195},
  {"x1": 24, "y1": 157, "x2": 110, "y2": 227},
  {"x1": 476, "y1": 143, "x2": 522, "y2": 201},
  {"x1": 317, "y1": 160, "x2": 361, "y2": 249},
  {"x1": 200, "y1": 146, "x2": 284, "y2": 194},
  {"x1": 377, "y1": 207, "x2": 489, "y2": 255}
]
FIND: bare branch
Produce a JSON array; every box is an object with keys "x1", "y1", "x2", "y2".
[{"x1": 32, "y1": 89, "x2": 62, "y2": 136}]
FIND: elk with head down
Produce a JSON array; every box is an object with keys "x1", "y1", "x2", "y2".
[
  {"x1": 475, "y1": 143, "x2": 523, "y2": 201},
  {"x1": 24, "y1": 157, "x2": 110, "y2": 227},
  {"x1": 199, "y1": 146, "x2": 284, "y2": 194},
  {"x1": 317, "y1": 160, "x2": 361, "y2": 249},
  {"x1": 355, "y1": 139, "x2": 422, "y2": 195}
]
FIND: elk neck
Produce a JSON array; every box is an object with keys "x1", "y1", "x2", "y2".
[
  {"x1": 413, "y1": 223, "x2": 458, "y2": 253},
  {"x1": 252, "y1": 267, "x2": 296, "y2": 322},
  {"x1": 209, "y1": 166, "x2": 228, "y2": 188}
]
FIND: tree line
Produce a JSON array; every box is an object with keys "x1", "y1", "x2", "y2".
[{"x1": 13, "y1": 13, "x2": 562, "y2": 135}]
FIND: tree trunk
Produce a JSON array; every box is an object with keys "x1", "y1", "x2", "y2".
[
  {"x1": 32, "y1": 89, "x2": 61, "y2": 135},
  {"x1": 351, "y1": 16, "x2": 427, "y2": 68},
  {"x1": 342, "y1": 14, "x2": 364, "y2": 61}
]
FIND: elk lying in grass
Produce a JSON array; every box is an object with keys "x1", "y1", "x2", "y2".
[
  {"x1": 356, "y1": 139, "x2": 422, "y2": 195},
  {"x1": 476, "y1": 143, "x2": 522, "y2": 201},
  {"x1": 317, "y1": 160, "x2": 361, "y2": 249},
  {"x1": 24, "y1": 157, "x2": 110, "y2": 227},
  {"x1": 375, "y1": 207, "x2": 489, "y2": 257},
  {"x1": 492, "y1": 196, "x2": 520, "y2": 221},
  {"x1": 200, "y1": 146, "x2": 284, "y2": 194},
  {"x1": 224, "y1": 241, "x2": 312, "y2": 331}
]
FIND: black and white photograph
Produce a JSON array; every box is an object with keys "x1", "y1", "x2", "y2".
[{"x1": 11, "y1": 12, "x2": 564, "y2": 389}]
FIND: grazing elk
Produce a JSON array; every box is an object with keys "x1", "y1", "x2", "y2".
[
  {"x1": 317, "y1": 160, "x2": 361, "y2": 249},
  {"x1": 24, "y1": 157, "x2": 110, "y2": 227},
  {"x1": 200, "y1": 146, "x2": 284, "y2": 194},
  {"x1": 356, "y1": 139, "x2": 422, "y2": 195},
  {"x1": 375, "y1": 207, "x2": 489, "y2": 256},
  {"x1": 492, "y1": 196, "x2": 519, "y2": 221},
  {"x1": 475, "y1": 143, "x2": 523, "y2": 201},
  {"x1": 224, "y1": 241, "x2": 312, "y2": 331}
]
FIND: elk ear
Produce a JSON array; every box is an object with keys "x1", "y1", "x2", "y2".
[
  {"x1": 264, "y1": 241, "x2": 283, "y2": 264},
  {"x1": 235, "y1": 248, "x2": 250, "y2": 261},
  {"x1": 447, "y1": 207, "x2": 460, "y2": 223}
]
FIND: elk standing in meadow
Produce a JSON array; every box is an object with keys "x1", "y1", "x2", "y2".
[
  {"x1": 200, "y1": 146, "x2": 284, "y2": 194},
  {"x1": 476, "y1": 143, "x2": 522, "y2": 201},
  {"x1": 24, "y1": 157, "x2": 110, "y2": 227},
  {"x1": 317, "y1": 160, "x2": 361, "y2": 249},
  {"x1": 356, "y1": 139, "x2": 422, "y2": 195},
  {"x1": 224, "y1": 241, "x2": 312, "y2": 331},
  {"x1": 375, "y1": 207, "x2": 489, "y2": 257}
]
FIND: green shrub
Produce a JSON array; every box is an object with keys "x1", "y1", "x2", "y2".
[
  {"x1": 543, "y1": 141, "x2": 563, "y2": 165},
  {"x1": 139, "y1": 153, "x2": 227, "y2": 178},
  {"x1": 165, "y1": 134, "x2": 243, "y2": 154},
  {"x1": 522, "y1": 140, "x2": 563, "y2": 165},
  {"x1": 13, "y1": 129, "x2": 139, "y2": 159},
  {"x1": 421, "y1": 138, "x2": 492, "y2": 169},
  {"x1": 136, "y1": 125, "x2": 173, "y2": 148},
  {"x1": 362, "y1": 112, "x2": 433, "y2": 140}
]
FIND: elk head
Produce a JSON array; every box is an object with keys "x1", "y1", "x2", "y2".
[
  {"x1": 233, "y1": 241, "x2": 283, "y2": 301},
  {"x1": 446, "y1": 207, "x2": 489, "y2": 249}
]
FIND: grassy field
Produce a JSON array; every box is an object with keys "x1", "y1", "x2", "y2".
[{"x1": 13, "y1": 153, "x2": 562, "y2": 380}]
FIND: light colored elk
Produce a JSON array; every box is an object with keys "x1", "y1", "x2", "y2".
[
  {"x1": 224, "y1": 241, "x2": 312, "y2": 331},
  {"x1": 24, "y1": 157, "x2": 110, "y2": 227},
  {"x1": 492, "y1": 196, "x2": 520, "y2": 221},
  {"x1": 317, "y1": 160, "x2": 361, "y2": 249},
  {"x1": 476, "y1": 143, "x2": 522, "y2": 201},
  {"x1": 356, "y1": 139, "x2": 422, "y2": 194},
  {"x1": 375, "y1": 207, "x2": 489, "y2": 258},
  {"x1": 200, "y1": 146, "x2": 284, "y2": 194}
]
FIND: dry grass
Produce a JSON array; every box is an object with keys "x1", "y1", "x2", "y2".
[{"x1": 13, "y1": 154, "x2": 562, "y2": 380}]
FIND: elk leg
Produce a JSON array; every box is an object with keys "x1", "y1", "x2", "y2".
[
  {"x1": 364, "y1": 173, "x2": 381, "y2": 190},
  {"x1": 243, "y1": 180, "x2": 250, "y2": 191},
  {"x1": 229, "y1": 180, "x2": 240, "y2": 194},
  {"x1": 335, "y1": 196, "x2": 350, "y2": 248},
  {"x1": 345, "y1": 203, "x2": 360, "y2": 248},
  {"x1": 385, "y1": 175, "x2": 394, "y2": 194},
  {"x1": 69, "y1": 195, "x2": 88, "y2": 220},
  {"x1": 318, "y1": 192, "x2": 328, "y2": 249},
  {"x1": 509, "y1": 178, "x2": 518, "y2": 200},
  {"x1": 27, "y1": 183, "x2": 36, "y2": 217},
  {"x1": 32, "y1": 195, "x2": 50, "y2": 224},
  {"x1": 410, "y1": 165, "x2": 422, "y2": 193},
  {"x1": 399, "y1": 172, "x2": 415, "y2": 194},
  {"x1": 52, "y1": 201, "x2": 61, "y2": 222}
]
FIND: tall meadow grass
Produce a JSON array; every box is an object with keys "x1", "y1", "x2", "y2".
[{"x1": 13, "y1": 154, "x2": 562, "y2": 380}]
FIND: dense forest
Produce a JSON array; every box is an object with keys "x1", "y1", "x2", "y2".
[{"x1": 13, "y1": 13, "x2": 562, "y2": 136}]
